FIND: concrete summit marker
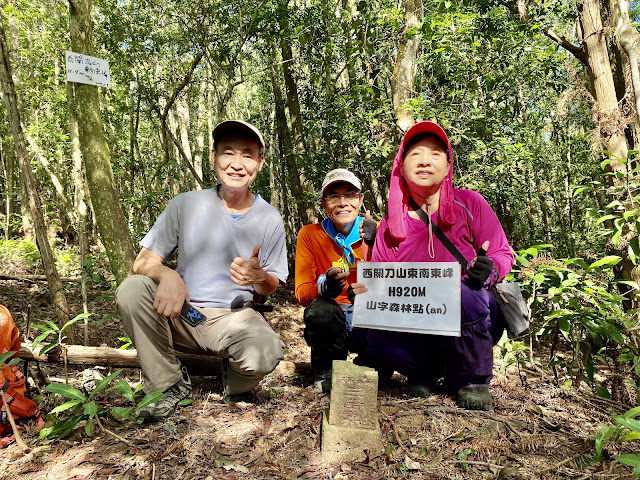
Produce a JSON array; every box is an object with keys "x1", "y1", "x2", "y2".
[{"x1": 321, "y1": 360, "x2": 383, "y2": 463}]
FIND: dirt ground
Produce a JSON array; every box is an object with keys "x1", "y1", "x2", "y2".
[{"x1": 0, "y1": 276, "x2": 639, "y2": 480}]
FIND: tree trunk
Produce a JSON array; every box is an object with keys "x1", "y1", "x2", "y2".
[
  {"x1": 19, "y1": 342, "x2": 220, "y2": 374},
  {"x1": 277, "y1": 2, "x2": 318, "y2": 224},
  {"x1": 391, "y1": 0, "x2": 423, "y2": 131},
  {"x1": 269, "y1": 44, "x2": 307, "y2": 232},
  {"x1": 207, "y1": 79, "x2": 214, "y2": 184},
  {"x1": 0, "y1": 14, "x2": 71, "y2": 333},
  {"x1": 68, "y1": 0, "x2": 136, "y2": 284},
  {"x1": 610, "y1": 0, "x2": 640, "y2": 117},
  {"x1": 578, "y1": 0, "x2": 640, "y2": 300},
  {"x1": 578, "y1": 0, "x2": 628, "y2": 169},
  {"x1": 18, "y1": 342, "x2": 310, "y2": 376},
  {"x1": 2, "y1": 140, "x2": 14, "y2": 239},
  {"x1": 25, "y1": 135, "x2": 76, "y2": 226},
  {"x1": 193, "y1": 80, "x2": 206, "y2": 185}
]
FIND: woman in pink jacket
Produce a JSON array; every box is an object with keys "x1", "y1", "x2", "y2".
[{"x1": 358, "y1": 121, "x2": 514, "y2": 410}]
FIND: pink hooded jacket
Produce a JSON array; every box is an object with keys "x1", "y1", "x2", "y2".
[{"x1": 374, "y1": 121, "x2": 514, "y2": 281}]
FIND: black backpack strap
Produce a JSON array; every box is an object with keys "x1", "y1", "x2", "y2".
[{"x1": 408, "y1": 198, "x2": 468, "y2": 273}]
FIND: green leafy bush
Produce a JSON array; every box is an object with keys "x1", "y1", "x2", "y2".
[
  {"x1": 516, "y1": 245, "x2": 635, "y2": 395},
  {"x1": 41, "y1": 370, "x2": 163, "y2": 439},
  {"x1": 0, "y1": 238, "x2": 41, "y2": 269}
]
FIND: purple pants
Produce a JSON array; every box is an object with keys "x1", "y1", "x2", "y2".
[{"x1": 365, "y1": 280, "x2": 501, "y2": 390}]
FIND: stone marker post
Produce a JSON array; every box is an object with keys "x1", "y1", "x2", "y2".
[{"x1": 321, "y1": 360, "x2": 383, "y2": 463}]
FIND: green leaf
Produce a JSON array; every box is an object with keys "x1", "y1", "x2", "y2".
[
  {"x1": 85, "y1": 419, "x2": 94, "y2": 437},
  {"x1": 384, "y1": 442, "x2": 394, "y2": 457},
  {"x1": 113, "y1": 379, "x2": 135, "y2": 402},
  {"x1": 594, "y1": 386, "x2": 611, "y2": 399},
  {"x1": 50, "y1": 400, "x2": 82, "y2": 414},
  {"x1": 0, "y1": 351, "x2": 16, "y2": 366},
  {"x1": 45, "y1": 383, "x2": 87, "y2": 401},
  {"x1": 587, "y1": 256, "x2": 622, "y2": 272},
  {"x1": 615, "y1": 416, "x2": 640, "y2": 434},
  {"x1": 622, "y1": 406, "x2": 640, "y2": 418},
  {"x1": 558, "y1": 317, "x2": 570, "y2": 334},
  {"x1": 620, "y1": 431, "x2": 640, "y2": 442},
  {"x1": 595, "y1": 214, "x2": 616, "y2": 225},
  {"x1": 213, "y1": 458, "x2": 235, "y2": 468},
  {"x1": 41, "y1": 320, "x2": 60, "y2": 332},
  {"x1": 32, "y1": 330, "x2": 54, "y2": 349},
  {"x1": 7, "y1": 358, "x2": 20, "y2": 367},
  {"x1": 40, "y1": 415, "x2": 84, "y2": 439},
  {"x1": 572, "y1": 186, "x2": 588, "y2": 196},
  {"x1": 112, "y1": 406, "x2": 134, "y2": 418},
  {"x1": 84, "y1": 401, "x2": 98, "y2": 419},
  {"x1": 60, "y1": 313, "x2": 92, "y2": 334},
  {"x1": 596, "y1": 425, "x2": 617, "y2": 455},
  {"x1": 136, "y1": 391, "x2": 164, "y2": 410},
  {"x1": 96, "y1": 312, "x2": 118, "y2": 327},
  {"x1": 613, "y1": 228, "x2": 622, "y2": 246},
  {"x1": 457, "y1": 447, "x2": 474, "y2": 472},
  {"x1": 616, "y1": 453, "x2": 640, "y2": 467},
  {"x1": 615, "y1": 280, "x2": 640, "y2": 290},
  {"x1": 39, "y1": 342, "x2": 59, "y2": 355},
  {"x1": 89, "y1": 369, "x2": 122, "y2": 399}
]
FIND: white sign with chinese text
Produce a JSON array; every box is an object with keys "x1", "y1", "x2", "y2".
[
  {"x1": 352, "y1": 261, "x2": 461, "y2": 336},
  {"x1": 65, "y1": 51, "x2": 111, "y2": 88}
]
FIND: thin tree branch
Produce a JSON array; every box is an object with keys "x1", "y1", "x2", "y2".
[
  {"x1": 498, "y1": 0, "x2": 587, "y2": 65},
  {"x1": 161, "y1": 51, "x2": 204, "y2": 121}
]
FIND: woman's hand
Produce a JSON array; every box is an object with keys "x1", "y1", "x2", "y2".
[{"x1": 467, "y1": 240, "x2": 494, "y2": 286}]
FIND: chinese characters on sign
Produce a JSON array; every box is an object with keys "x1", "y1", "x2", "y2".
[
  {"x1": 65, "y1": 51, "x2": 111, "y2": 88},
  {"x1": 352, "y1": 262, "x2": 461, "y2": 336}
]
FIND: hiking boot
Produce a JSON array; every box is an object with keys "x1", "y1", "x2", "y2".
[
  {"x1": 220, "y1": 358, "x2": 254, "y2": 403},
  {"x1": 353, "y1": 354, "x2": 393, "y2": 385},
  {"x1": 137, "y1": 367, "x2": 192, "y2": 422},
  {"x1": 406, "y1": 383, "x2": 436, "y2": 398},
  {"x1": 312, "y1": 367, "x2": 332, "y2": 394},
  {"x1": 456, "y1": 386, "x2": 492, "y2": 411},
  {"x1": 223, "y1": 390, "x2": 254, "y2": 404}
]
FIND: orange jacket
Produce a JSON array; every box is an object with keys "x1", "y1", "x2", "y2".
[{"x1": 295, "y1": 223, "x2": 370, "y2": 307}]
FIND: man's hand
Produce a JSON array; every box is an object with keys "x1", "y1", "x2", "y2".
[
  {"x1": 133, "y1": 247, "x2": 188, "y2": 319},
  {"x1": 154, "y1": 269, "x2": 189, "y2": 319},
  {"x1": 359, "y1": 210, "x2": 377, "y2": 247},
  {"x1": 231, "y1": 244, "x2": 268, "y2": 287},
  {"x1": 325, "y1": 267, "x2": 349, "y2": 297},
  {"x1": 467, "y1": 240, "x2": 493, "y2": 286},
  {"x1": 231, "y1": 244, "x2": 280, "y2": 296}
]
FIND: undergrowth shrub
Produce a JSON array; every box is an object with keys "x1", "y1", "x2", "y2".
[
  {"x1": 0, "y1": 238, "x2": 81, "y2": 277},
  {"x1": 515, "y1": 245, "x2": 637, "y2": 401}
]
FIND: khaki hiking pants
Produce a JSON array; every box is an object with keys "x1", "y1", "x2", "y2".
[{"x1": 116, "y1": 275, "x2": 284, "y2": 395}]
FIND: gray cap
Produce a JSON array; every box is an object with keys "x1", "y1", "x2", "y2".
[
  {"x1": 212, "y1": 120, "x2": 265, "y2": 150},
  {"x1": 321, "y1": 168, "x2": 362, "y2": 194}
]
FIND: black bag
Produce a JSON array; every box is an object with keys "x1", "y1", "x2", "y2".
[
  {"x1": 409, "y1": 199, "x2": 530, "y2": 337},
  {"x1": 491, "y1": 281, "x2": 530, "y2": 337}
]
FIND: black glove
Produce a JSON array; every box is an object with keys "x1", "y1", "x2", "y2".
[
  {"x1": 324, "y1": 268, "x2": 344, "y2": 298},
  {"x1": 347, "y1": 284, "x2": 355, "y2": 304},
  {"x1": 466, "y1": 256, "x2": 493, "y2": 285},
  {"x1": 361, "y1": 219, "x2": 377, "y2": 247}
]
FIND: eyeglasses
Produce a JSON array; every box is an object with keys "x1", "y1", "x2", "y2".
[{"x1": 323, "y1": 192, "x2": 362, "y2": 204}]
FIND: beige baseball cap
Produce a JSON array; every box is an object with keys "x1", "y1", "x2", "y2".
[
  {"x1": 212, "y1": 120, "x2": 265, "y2": 150},
  {"x1": 321, "y1": 168, "x2": 362, "y2": 195}
]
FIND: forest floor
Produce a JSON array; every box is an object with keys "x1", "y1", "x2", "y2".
[{"x1": 0, "y1": 271, "x2": 639, "y2": 479}]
